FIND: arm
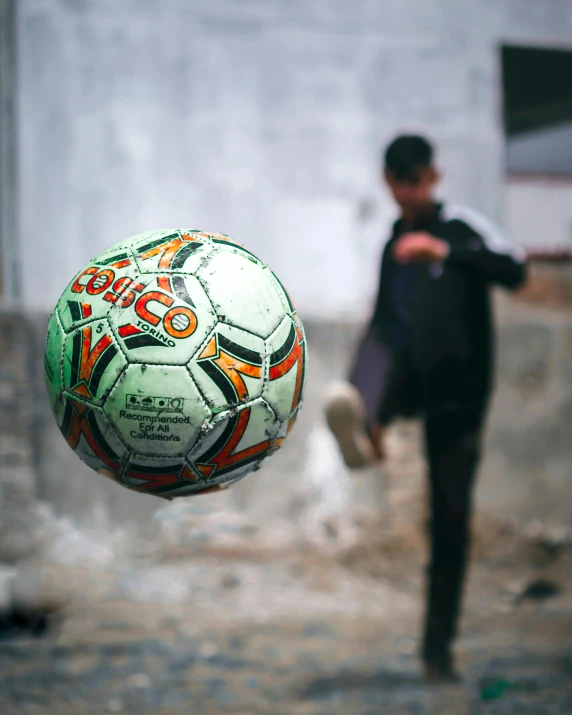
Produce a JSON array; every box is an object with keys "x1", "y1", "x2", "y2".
[
  {"x1": 445, "y1": 225, "x2": 526, "y2": 289},
  {"x1": 393, "y1": 212, "x2": 527, "y2": 290},
  {"x1": 441, "y1": 208, "x2": 527, "y2": 290}
]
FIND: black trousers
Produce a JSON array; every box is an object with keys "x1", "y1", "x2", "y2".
[
  {"x1": 349, "y1": 333, "x2": 486, "y2": 656},
  {"x1": 421, "y1": 404, "x2": 486, "y2": 659}
]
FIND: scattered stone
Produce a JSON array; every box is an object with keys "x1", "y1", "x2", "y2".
[
  {"x1": 220, "y1": 572, "x2": 241, "y2": 590},
  {"x1": 516, "y1": 578, "x2": 562, "y2": 604},
  {"x1": 125, "y1": 672, "x2": 152, "y2": 689},
  {"x1": 535, "y1": 526, "x2": 570, "y2": 559},
  {"x1": 0, "y1": 606, "x2": 49, "y2": 640},
  {"x1": 479, "y1": 676, "x2": 519, "y2": 701}
]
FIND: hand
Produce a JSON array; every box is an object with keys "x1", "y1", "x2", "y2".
[{"x1": 393, "y1": 232, "x2": 449, "y2": 264}]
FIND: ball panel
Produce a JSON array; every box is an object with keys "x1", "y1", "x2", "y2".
[
  {"x1": 196, "y1": 251, "x2": 285, "y2": 338},
  {"x1": 120, "y1": 455, "x2": 203, "y2": 499},
  {"x1": 62, "y1": 320, "x2": 128, "y2": 407},
  {"x1": 266, "y1": 268, "x2": 297, "y2": 316},
  {"x1": 187, "y1": 398, "x2": 280, "y2": 485},
  {"x1": 262, "y1": 315, "x2": 307, "y2": 423},
  {"x1": 57, "y1": 395, "x2": 128, "y2": 477},
  {"x1": 206, "y1": 234, "x2": 264, "y2": 266},
  {"x1": 187, "y1": 324, "x2": 266, "y2": 414},
  {"x1": 107, "y1": 274, "x2": 216, "y2": 366},
  {"x1": 130, "y1": 230, "x2": 213, "y2": 276},
  {"x1": 88, "y1": 243, "x2": 137, "y2": 268},
  {"x1": 104, "y1": 364, "x2": 211, "y2": 457},
  {"x1": 44, "y1": 309, "x2": 65, "y2": 411}
]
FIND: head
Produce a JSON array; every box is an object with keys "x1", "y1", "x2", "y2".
[{"x1": 383, "y1": 135, "x2": 440, "y2": 214}]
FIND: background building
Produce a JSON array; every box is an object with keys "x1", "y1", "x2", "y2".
[{"x1": 2, "y1": 0, "x2": 572, "y2": 316}]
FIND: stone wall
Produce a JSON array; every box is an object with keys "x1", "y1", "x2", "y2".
[
  {"x1": 0, "y1": 312, "x2": 43, "y2": 494},
  {"x1": 480, "y1": 292, "x2": 572, "y2": 522},
  {"x1": 2, "y1": 292, "x2": 571, "y2": 526}
]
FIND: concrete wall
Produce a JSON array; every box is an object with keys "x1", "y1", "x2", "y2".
[
  {"x1": 17, "y1": 0, "x2": 572, "y2": 319},
  {"x1": 2, "y1": 298, "x2": 572, "y2": 526},
  {"x1": 0, "y1": 309, "x2": 166, "y2": 526},
  {"x1": 480, "y1": 294, "x2": 572, "y2": 522}
]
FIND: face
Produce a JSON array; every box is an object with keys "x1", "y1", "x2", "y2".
[{"x1": 383, "y1": 166, "x2": 439, "y2": 213}]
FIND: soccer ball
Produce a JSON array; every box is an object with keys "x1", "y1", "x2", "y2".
[{"x1": 44, "y1": 229, "x2": 307, "y2": 499}]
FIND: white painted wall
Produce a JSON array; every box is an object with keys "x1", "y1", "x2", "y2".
[
  {"x1": 15, "y1": 0, "x2": 572, "y2": 318},
  {"x1": 507, "y1": 177, "x2": 572, "y2": 253}
]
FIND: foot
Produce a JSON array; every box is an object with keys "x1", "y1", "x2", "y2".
[
  {"x1": 423, "y1": 659, "x2": 462, "y2": 684},
  {"x1": 421, "y1": 646, "x2": 461, "y2": 684},
  {"x1": 324, "y1": 382, "x2": 381, "y2": 469}
]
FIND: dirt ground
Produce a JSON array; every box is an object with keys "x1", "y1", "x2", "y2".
[{"x1": 1, "y1": 423, "x2": 571, "y2": 714}]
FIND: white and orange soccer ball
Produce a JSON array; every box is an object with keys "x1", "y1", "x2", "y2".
[{"x1": 44, "y1": 230, "x2": 307, "y2": 498}]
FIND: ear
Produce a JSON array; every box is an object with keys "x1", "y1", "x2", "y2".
[
  {"x1": 429, "y1": 165, "x2": 441, "y2": 184},
  {"x1": 383, "y1": 167, "x2": 393, "y2": 184}
]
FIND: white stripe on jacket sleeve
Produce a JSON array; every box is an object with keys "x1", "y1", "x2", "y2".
[{"x1": 441, "y1": 204, "x2": 527, "y2": 262}]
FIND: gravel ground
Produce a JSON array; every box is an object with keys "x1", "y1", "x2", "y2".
[
  {"x1": 1, "y1": 509, "x2": 571, "y2": 715},
  {"x1": 1, "y1": 422, "x2": 571, "y2": 714}
]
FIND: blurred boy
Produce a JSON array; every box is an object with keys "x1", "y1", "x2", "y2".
[{"x1": 326, "y1": 135, "x2": 526, "y2": 681}]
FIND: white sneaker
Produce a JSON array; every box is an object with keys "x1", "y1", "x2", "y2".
[{"x1": 324, "y1": 382, "x2": 379, "y2": 469}]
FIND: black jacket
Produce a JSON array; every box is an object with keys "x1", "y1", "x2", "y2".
[{"x1": 369, "y1": 203, "x2": 527, "y2": 416}]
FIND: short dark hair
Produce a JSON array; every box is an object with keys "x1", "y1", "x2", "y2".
[{"x1": 384, "y1": 134, "x2": 434, "y2": 181}]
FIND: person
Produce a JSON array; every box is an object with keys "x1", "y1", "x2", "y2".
[{"x1": 325, "y1": 134, "x2": 527, "y2": 682}]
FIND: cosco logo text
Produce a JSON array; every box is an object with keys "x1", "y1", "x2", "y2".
[{"x1": 71, "y1": 267, "x2": 197, "y2": 340}]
